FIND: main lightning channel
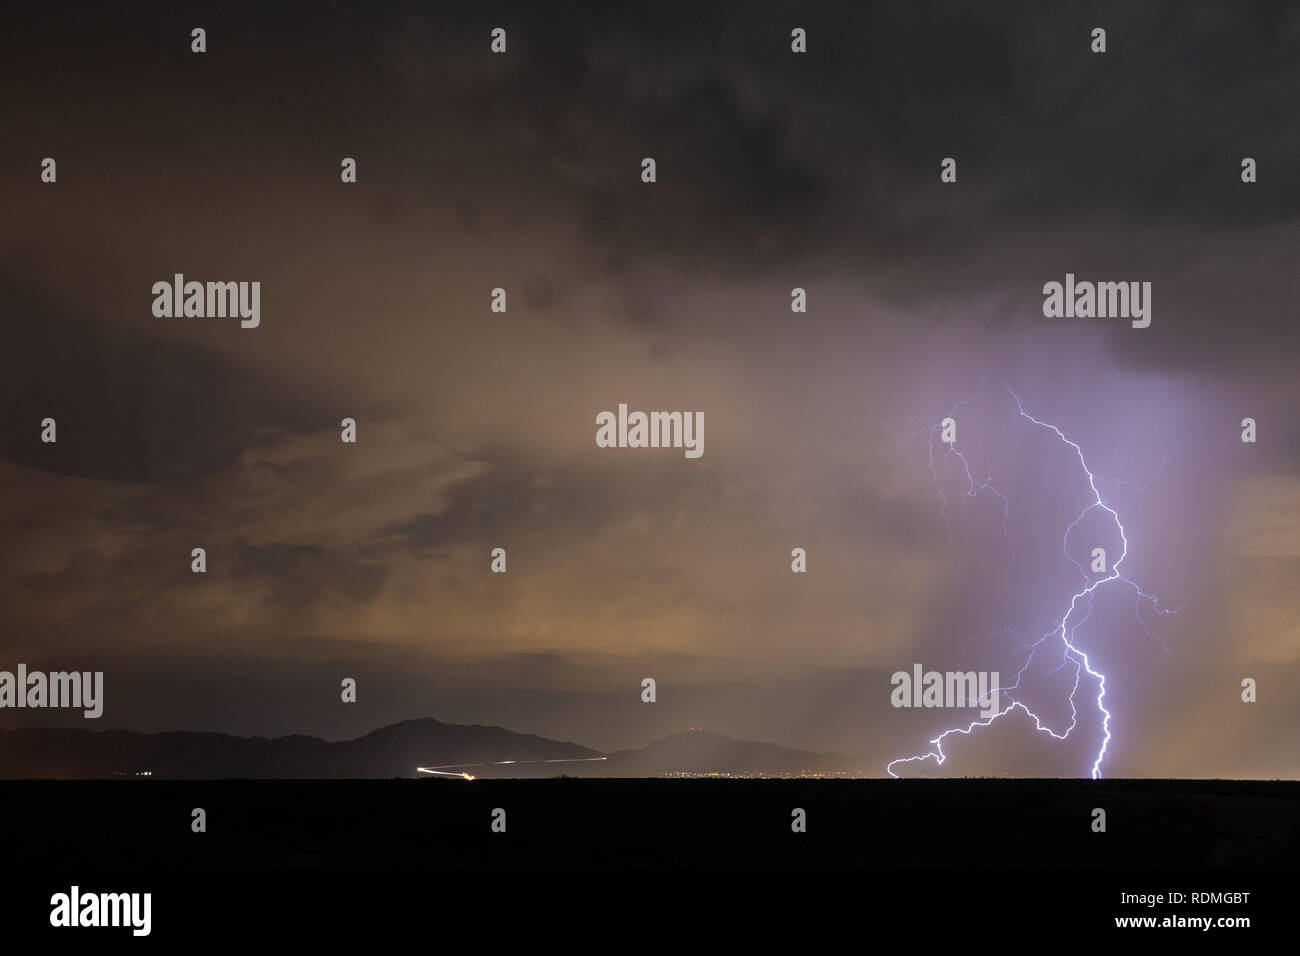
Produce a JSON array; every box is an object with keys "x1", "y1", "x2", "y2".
[{"x1": 886, "y1": 383, "x2": 1178, "y2": 779}]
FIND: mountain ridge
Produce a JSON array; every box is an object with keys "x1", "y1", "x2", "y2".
[{"x1": 0, "y1": 718, "x2": 877, "y2": 779}]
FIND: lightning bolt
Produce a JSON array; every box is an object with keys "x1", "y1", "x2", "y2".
[{"x1": 887, "y1": 382, "x2": 1180, "y2": 779}]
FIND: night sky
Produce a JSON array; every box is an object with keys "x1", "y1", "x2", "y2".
[{"x1": 2, "y1": 1, "x2": 1297, "y2": 777}]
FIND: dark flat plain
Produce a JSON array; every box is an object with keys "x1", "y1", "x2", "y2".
[
  {"x1": 4, "y1": 777, "x2": 1296, "y2": 867},
  {"x1": 5, "y1": 779, "x2": 1294, "y2": 941}
]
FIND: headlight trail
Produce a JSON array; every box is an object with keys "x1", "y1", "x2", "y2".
[
  {"x1": 416, "y1": 768, "x2": 477, "y2": 779},
  {"x1": 416, "y1": 756, "x2": 609, "y2": 778}
]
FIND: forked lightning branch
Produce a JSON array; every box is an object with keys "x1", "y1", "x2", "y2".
[{"x1": 887, "y1": 384, "x2": 1180, "y2": 779}]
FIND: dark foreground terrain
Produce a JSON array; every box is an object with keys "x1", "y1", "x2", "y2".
[
  {"x1": 6, "y1": 777, "x2": 1297, "y2": 867},
  {"x1": 4, "y1": 778, "x2": 1294, "y2": 939}
]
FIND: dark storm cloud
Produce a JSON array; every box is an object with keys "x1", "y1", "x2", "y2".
[
  {"x1": 0, "y1": 281, "x2": 340, "y2": 483},
  {"x1": 564, "y1": 71, "x2": 831, "y2": 269},
  {"x1": 13, "y1": 2, "x2": 1294, "y2": 286},
  {"x1": 748, "y1": 1, "x2": 1300, "y2": 232},
  {"x1": 457, "y1": 1, "x2": 1300, "y2": 263}
]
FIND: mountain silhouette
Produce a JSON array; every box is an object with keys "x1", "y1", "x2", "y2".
[
  {"x1": 0, "y1": 720, "x2": 874, "y2": 779},
  {"x1": 0, "y1": 718, "x2": 599, "y2": 779}
]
